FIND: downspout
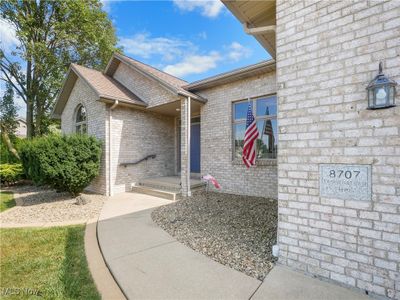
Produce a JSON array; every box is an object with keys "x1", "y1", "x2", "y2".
[
  {"x1": 108, "y1": 100, "x2": 119, "y2": 196},
  {"x1": 187, "y1": 97, "x2": 191, "y2": 197}
]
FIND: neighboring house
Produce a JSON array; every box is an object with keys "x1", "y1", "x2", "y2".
[
  {"x1": 52, "y1": 53, "x2": 277, "y2": 197},
  {"x1": 223, "y1": 0, "x2": 400, "y2": 299},
  {"x1": 52, "y1": 0, "x2": 399, "y2": 299},
  {"x1": 15, "y1": 118, "x2": 27, "y2": 138}
]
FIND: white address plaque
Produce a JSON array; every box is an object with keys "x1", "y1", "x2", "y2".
[{"x1": 319, "y1": 164, "x2": 371, "y2": 201}]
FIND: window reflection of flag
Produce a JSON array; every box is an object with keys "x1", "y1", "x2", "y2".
[{"x1": 262, "y1": 107, "x2": 275, "y2": 152}]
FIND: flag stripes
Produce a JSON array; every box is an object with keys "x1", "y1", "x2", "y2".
[{"x1": 242, "y1": 102, "x2": 259, "y2": 168}]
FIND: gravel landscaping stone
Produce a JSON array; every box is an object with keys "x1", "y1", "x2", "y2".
[
  {"x1": 0, "y1": 185, "x2": 105, "y2": 225},
  {"x1": 152, "y1": 191, "x2": 278, "y2": 280}
]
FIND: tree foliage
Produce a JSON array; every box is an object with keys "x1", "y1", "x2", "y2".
[
  {"x1": 0, "y1": 83, "x2": 18, "y2": 135},
  {"x1": 19, "y1": 134, "x2": 102, "y2": 196},
  {"x1": 0, "y1": 83, "x2": 20, "y2": 160},
  {"x1": 0, "y1": 0, "x2": 118, "y2": 137}
]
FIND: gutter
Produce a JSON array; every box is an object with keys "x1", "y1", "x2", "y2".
[
  {"x1": 243, "y1": 23, "x2": 276, "y2": 35},
  {"x1": 185, "y1": 60, "x2": 276, "y2": 91},
  {"x1": 108, "y1": 100, "x2": 119, "y2": 196}
]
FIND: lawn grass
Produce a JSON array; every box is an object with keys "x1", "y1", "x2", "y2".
[
  {"x1": 0, "y1": 225, "x2": 100, "y2": 299},
  {"x1": 0, "y1": 191, "x2": 16, "y2": 212}
]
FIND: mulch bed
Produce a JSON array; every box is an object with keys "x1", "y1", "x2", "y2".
[{"x1": 151, "y1": 191, "x2": 278, "y2": 280}]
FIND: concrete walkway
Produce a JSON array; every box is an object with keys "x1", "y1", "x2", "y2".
[
  {"x1": 98, "y1": 192, "x2": 260, "y2": 299},
  {"x1": 98, "y1": 192, "x2": 371, "y2": 300},
  {"x1": 85, "y1": 218, "x2": 126, "y2": 299}
]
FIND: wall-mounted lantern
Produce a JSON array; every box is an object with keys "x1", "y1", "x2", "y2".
[{"x1": 366, "y1": 62, "x2": 397, "y2": 109}]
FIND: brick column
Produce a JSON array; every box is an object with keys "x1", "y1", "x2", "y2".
[{"x1": 180, "y1": 97, "x2": 191, "y2": 196}]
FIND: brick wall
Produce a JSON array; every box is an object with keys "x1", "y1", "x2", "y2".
[
  {"x1": 276, "y1": 0, "x2": 400, "y2": 298},
  {"x1": 109, "y1": 106, "x2": 176, "y2": 194},
  {"x1": 199, "y1": 71, "x2": 278, "y2": 198},
  {"x1": 61, "y1": 78, "x2": 108, "y2": 194},
  {"x1": 113, "y1": 62, "x2": 179, "y2": 107}
]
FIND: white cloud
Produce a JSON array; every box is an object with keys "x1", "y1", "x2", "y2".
[
  {"x1": 119, "y1": 33, "x2": 253, "y2": 78},
  {"x1": 227, "y1": 42, "x2": 252, "y2": 62},
  {"x1": 162, "y1": 41, "x2": 251, "y2": 77},
  {"x1": 119, "y1": 33, "x2": 195, "y2": 62},
  {"x1": 173, "y1": 0, "x2": 224, "y2": 18},
  {"x1": 0, "y1": 18, "x2": 19, "y2": 52},
  {"x1": 100, "y1": 0, "x2": 119, "y2": 13},
  {"x1": 198, "y1": 31, "x2": 207, "y2": 40},
  {"x1": 163, "y1": 51, "x2": 221, "y2": 77}
]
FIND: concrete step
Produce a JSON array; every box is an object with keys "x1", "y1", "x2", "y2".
[
  {"x1": 131, "y1": 186, "x2": 179, "y2": 201},
  {"x1": 138, "y1": 182, "x2": 181, "y2": 192},
  {"x1": 137, "y1": 177, "x2": 206, "y2": 192}
]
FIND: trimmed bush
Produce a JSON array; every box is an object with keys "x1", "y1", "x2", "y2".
[
  {"x1": 0, "y1": 163, "x2": 24, "y2": 185},
  {"x1": 20, "y1": 134, "x2": 102, "y2": 197}
]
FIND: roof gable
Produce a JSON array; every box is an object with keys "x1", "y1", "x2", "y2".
[
  {"x1": 52, "y1": 64, "x2": 147, "y2": 118},
  {"x1": 105, "y1": 53, "x2": 205, "y2": 102}
]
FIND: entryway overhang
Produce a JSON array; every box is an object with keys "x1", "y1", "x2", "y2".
[{"x1": 146, "y1": 97, "x2": 204, "y2": 117}]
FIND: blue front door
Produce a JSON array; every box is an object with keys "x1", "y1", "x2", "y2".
[{"x1": 190, "y1": 123, "x2": 200, "y2": 173}]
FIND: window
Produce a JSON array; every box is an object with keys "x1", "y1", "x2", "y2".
[
  {"x1": 75, "y1": 104, "x2": 87, "y2": 134},
  {"x1": 233, "y1": 95, "x2": 277, "y2": 160}
]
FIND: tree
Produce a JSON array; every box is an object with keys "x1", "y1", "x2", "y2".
[
  {"x1": 0, "y1": 83, "x2": 18, "y2": 135},
  {"x1": 0, "y1": 83, "x2": 20, "y2": 160},
  {"x1": 0, "y1": 0, "x2": 118, "y2": 138}
]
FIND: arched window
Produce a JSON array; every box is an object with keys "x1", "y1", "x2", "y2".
[{"x1": 75, "y1": 104, "x2": 87, "y2": 134}]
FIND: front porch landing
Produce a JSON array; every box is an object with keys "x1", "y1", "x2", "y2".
[
  {"x1": 139, "y1": 176, "x2": 204, "y2": 191},
  {"x1": 132, "y1": 176, "x2": 205, "y2": 201}
]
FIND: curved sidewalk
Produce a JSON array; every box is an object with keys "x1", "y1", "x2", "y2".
[
  {"x1": 97, "y1": 192, "x2": 370, "y2": 300},
  {"x1": 97, "y1": 192, "x2": 261, "y2": 299}
]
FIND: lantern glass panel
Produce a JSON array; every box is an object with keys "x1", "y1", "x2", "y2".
[
  {"x1": 368, "y1": 89, "x2": 374, "y2": 108},
  {"x1": 388, "y1": 86, "x2": 395, "y2": 106},
  {"x1": 375, "y1": 87, "x2": 387, "y2": 106}
]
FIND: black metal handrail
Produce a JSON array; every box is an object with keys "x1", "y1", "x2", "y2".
[{"x1": 120, "y1": 154, "x2": 156, "y2": 167}]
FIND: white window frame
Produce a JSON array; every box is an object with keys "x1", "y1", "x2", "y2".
[{"x1": 232, "y1": 94, "x2": 277, "y2": 161}]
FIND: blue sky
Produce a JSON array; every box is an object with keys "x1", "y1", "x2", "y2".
[
  {"x1": 106, "y1": 0, "x2": 270, "y2": 82},
  {"x1": 0, "y1": 1, "x2": 270, "y2": 117}
]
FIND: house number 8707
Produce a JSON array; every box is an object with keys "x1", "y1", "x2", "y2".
[{"x1": 329, "y1": 170, "x2": 360, "y2": 179}]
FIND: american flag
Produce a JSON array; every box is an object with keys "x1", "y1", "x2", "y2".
[{"x1": 242, "y1": 102, "x2": 259, "y2": 168}]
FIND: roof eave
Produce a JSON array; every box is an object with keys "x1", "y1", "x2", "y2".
[
  {"x1": 51, "y1": 66, "x2": 78, "y2": 119},
  {"x1": 98, "y1": 97, "x2": 148, "y2": 110},
  {"x1": 177, "y1": 91, "x2": 207, "y2": 103},
  {"x1": 98, "y1": 95, "x2": 148, "y2": 107},
  {"x1": 222, "y1": 0, "x2": 276, "y2": 58},
  {"x1": 185, "y1": 60, "x2": 276, "y2": 91}
]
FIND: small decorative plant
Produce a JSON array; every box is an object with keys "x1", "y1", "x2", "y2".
[{"x1": 0, "y1": 163, "x2": 24, "y2": 185}]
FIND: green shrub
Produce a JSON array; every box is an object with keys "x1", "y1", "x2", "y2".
[
  {"x1": 20, "y1": 134, "x2": 102, "y2": 196},
  {"x1": 0, "y1": 163, "x2": 24, "y2": 185}
]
